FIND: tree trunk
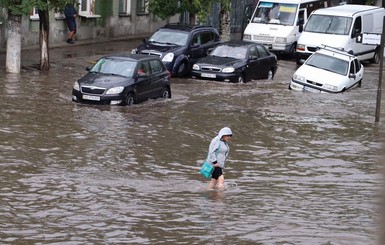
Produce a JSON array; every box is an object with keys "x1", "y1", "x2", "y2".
[
  {"x1": 6, "y1": 10, "x2": 22, "y2": 73},
  {"x1": 219, "y1": 8, "x2": 231, "y2": 42},
  {"x1": 38, "y1": 9, "x2": 50, "y2": 71}
]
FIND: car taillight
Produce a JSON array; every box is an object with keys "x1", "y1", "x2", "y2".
[{"x1": 167, "y1": 71, "x2": 171, "y2": 80}]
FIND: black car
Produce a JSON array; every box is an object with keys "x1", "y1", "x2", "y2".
[
  {"x1": 131, "y1": 23, "x2": 220, "y2": 78},
  {"x1": 72, "y1": 53, "x2": 171, "y2": 106},
  {"x1": 191, "y1": 41, "x2": 278, "y2": 83}
]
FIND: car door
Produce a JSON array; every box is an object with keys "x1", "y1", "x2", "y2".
[
  {"x1": 348, "y1": 58, "x2": 363, "y2": 88},
  {"x1": 189, "y1": 31, "x2": 206, "y2": 65},
  {"x1": 135, "y1": 61, "x2": 153, "y2": 101},
  {"x1": 148, "y1": 59, "x2": 167, "y2": 98},
  {"x1": 245, "y1": 45, "x2": 261, "y2": 80},
  {"x1": 254, "y1": 45, "x2": 272, "y2": 79}
]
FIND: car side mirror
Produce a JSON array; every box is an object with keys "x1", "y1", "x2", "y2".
[
  {"x1": 349, "y1": 73, "x2": 356, "y2": 79},
  {"x1": 86, "y1": 67, "x2": 91, "y2": 71},
  {"x1": 299, "y1": 25, "x2": 303, "y2": 33},
  {"x1": 143, "y1": 37, "x2": 148, "y2": 43},
  {"x1": 249, "y1": 55, "x2": 258, "y2": 60}
]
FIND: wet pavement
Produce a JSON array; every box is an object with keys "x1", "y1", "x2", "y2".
[{"x1": 0, "y1": 36, "x2": 385, "y2": 244}]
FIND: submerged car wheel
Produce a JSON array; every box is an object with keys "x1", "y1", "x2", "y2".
[
  {"x1": 267, "y1": 69, "x2": 274, "y2": 80},
  {"x1": 237, "y1": 74, "x2": 245, "y2": 83},
  {"x1": 161, "y1": 87, "x2": 171, "y2": 99},
  {"x1": 370, "y1": 49, "x2": 380, "y2": 64},
  {"x1": 177, "y1": 62, "x2": 187, "y2": 78},
  {"x1": 125, "y1": 93, "x2": 135, "y2": 106}
]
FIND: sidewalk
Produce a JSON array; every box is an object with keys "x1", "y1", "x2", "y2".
[{"x1": 0, "y1": 33, "x2": 149, "y2": 69}]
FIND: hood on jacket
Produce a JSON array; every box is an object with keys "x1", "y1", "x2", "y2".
[{"x1": 218, "y1": 127, "x2": 232, "y2": 139}]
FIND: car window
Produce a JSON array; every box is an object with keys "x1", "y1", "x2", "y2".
[
  {"x1": 149, "y1": 59, "x2": 164, "y2": 74},
  {"x1": 211, "y1": 45, "x2": 247, "y2": 59},
  {"x1": 138, "y1": 61, "x2": 151, "y2": 75},
  {"x1": 249, "y1": 46, "x2": 259, "y2": 58},
  {"x1": 306, "y1": 53, "x2": 348, "y2": 76},
  {"x1": 149, "y1": 29, "x2": 189, "y2": 46},
  {"x1": 91, "y1": 58, "x2": 136, "y2": 77},
  {"x1": 256, "y1": 45, "x2": 269, "y2": 57},
  {"x1": 354, "y1": 59, "x2": 360, "y2": 72},
  {"x1": 349, "y1": 61, "x2": 355, "y2": 74},
  {"x1": 192, "y1": 31, "x2": 215, "y2": 46}
]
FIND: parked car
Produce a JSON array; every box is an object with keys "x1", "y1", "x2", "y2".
[
  {"x1": 131, "y1": 23, "x2": 220, "y2": 77},
  {"x1": 72, "y1": 53, "x2": 171, "y2": 106},
  {"x1": 290, "y1": 46, "x2": 364, "y2": 93},
  {"x1": 191, "y1": 41, "x2": 277, "y2": 83}
]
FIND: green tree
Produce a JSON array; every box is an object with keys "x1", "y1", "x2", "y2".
[
  {"x1": 149, "y1": 0, "x2": 231, "y2": 41},
  {"x1": 0, "y1": 0, "x2": 68, "y2": 73}
]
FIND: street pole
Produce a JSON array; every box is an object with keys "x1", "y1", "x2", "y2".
[{"x1": 375, "y1": 16, "x2": 385, "y2": 123}]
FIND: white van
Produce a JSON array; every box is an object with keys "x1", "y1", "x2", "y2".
[
  {"x1": 296, "y1": 5, "x2": 385, "y2": 64},
  {"x1": 242, "y1": 0, "x2": 334, "y2": 56}
]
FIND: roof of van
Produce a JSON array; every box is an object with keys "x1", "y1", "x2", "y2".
[
  {"x1": 311, "y1": 4, "x2": 384, "y2": 17},
  {"x1": 257, "y1": 0, "x2": 321, "y2": 4}
]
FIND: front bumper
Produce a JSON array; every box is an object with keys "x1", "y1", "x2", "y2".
[
  {"x1": 72, "y1": 90, "x2": 125, "y2": 105},
  {"x1": 191, "y1": 71, "x2": 239, "y2": 83}
]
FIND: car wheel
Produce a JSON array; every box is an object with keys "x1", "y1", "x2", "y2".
[
  {"x1": 177, "y1": 62, "x2": 187, "y2": 78},
  {"x1": 289, "y1": 43, "x2": 296, "y2": 58},
  {"x1": 125, "y1": 93, "x2": 135, "y2": 106},
  {"x1": 370, "y1": 49, "x2": 380, "y2": 64},
  {"x1": 267, "y1": 69, "x2": 274, "y2": 80},
  {"x1": 161, "y1": 87, "x2": 171, "y2": 99},
  {"x1": 358, "y1": 79, "x2": 362, "y2": 88},
  {"x1": 237, "y1": 74, "x2": 245, "y2": 83}
]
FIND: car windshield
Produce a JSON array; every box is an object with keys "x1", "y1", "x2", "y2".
[
  {"x1": 90, "y1": 58, "x2": 136, "y2": 77},
  {"x1": 304, "y1": 15, "x2": 352, "y2": 35},
  {"x1": 211, "y1": 45, "x2": 248, "y2": 59},
  {"x1": 149, "y1": 29, "x2": 189, "y2": 46},
  {"x1": 252, "y1": 2, "x2": 298, "y2": 26},
  {"x1": 306, "y1": 53, "x2": 348, "y2": 76}
]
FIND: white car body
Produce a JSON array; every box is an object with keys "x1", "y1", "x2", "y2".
[{"x1": 290, "y1": 47, "x2": 364, "y2": 93}]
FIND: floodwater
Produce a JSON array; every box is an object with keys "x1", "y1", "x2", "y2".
[{"x1": 0, "y1": 41, "x2": 384, "y2": 244}]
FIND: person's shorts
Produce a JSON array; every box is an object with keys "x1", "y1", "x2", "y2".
[
  {"x1": 211, "y1": 167, "x2": 223, "y2": 180},
  {"x1": 67, "y1": 19, "x2": 77, "y2": 32}
]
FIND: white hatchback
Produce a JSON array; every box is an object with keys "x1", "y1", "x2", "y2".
[{"x1": 290, "y1": 47, "x2": 364, "y2": 93}]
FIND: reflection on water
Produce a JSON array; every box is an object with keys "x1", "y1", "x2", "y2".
[{"x1": 0, "y1": 45, "x2": 384, "y2": 244}]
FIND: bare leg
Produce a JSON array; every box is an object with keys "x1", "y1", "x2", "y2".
[
  {"x1": 217, "y1": 175, "x2": 225, "y2": 190},
  {"x1": 209, "y1": 178, "x2": 217, "y2": 190},
  {"x1": 68, "y1": 31, "x2": 75, "y2": 40}
]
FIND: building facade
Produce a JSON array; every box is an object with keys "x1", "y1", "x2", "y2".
[{"x1": 0, "y1": 0, "x2": 178, "y2": 48}]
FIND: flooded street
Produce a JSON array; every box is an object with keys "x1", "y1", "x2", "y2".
[{"x1": 0, "y1": 40, "x2": 384, "y2": 244}]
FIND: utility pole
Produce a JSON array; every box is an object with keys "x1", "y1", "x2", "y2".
[{"x1": 375, "y1": 5, "x2": 385, "y2": 122}]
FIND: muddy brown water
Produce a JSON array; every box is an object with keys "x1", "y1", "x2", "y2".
[{"x1": 0, "y1": 41, "x2": 384, "y2": 244}]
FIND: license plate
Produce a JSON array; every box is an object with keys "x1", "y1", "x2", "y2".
[
  {"x1": 303, "y1": 86, "x2": 320, "y2": 93},
  {"x1": 201, "y1": 73, "x2": 216, "y2": 78},
  {"x1": 83, "y1": 95, "x2": 101, "y2": 101}
]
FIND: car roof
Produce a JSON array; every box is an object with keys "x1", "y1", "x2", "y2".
[
  {"x1": 218, "y1": 40, "x2": 263, "y2": 48},
  {"x1": 311, "y1": 4, "x2": 383, "y2": 17},
  {"x1": 101, "y1": 53, "x2": 161, "y2": 61},
  {"x1": 161, "y1": 23, "x2": 216, "y2": 32},
  {"x1": 313, "y1": 47, "x2": 356, "y2": 61}
]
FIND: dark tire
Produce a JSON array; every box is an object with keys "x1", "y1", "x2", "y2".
[
  {"x1": 370, "y1": 49, "x2": 380, "y2": 64},
  {"x1": 237, "y1": 74, "x2": 245, "y2": 83},
  {"x1": 177, "y1": 62, "x2": 187, "y2": 78},
  {"x1": 358, "y1": 79, "x2": 362, "y2": 88},
  {"x1": 125, "y1": 93, "x2": 135, "y2": 106},
  {"x1": 289, "y1": 43, "x2": 296, "y2": 58},
  {"x1": 160, "y1": 87, "x2": 171, "y2": 99},
  {"x1": 267, "y1": 69, "x2": 274, "y2": 80}
]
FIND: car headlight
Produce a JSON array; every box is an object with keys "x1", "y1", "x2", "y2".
[
  {"x1": 73, "y1": 81, "x2": 80, "y2": 91},
  {"x1": 162, "y1": 53, "x2": 174, "y2": 62},
  {"x1": 296, "y1": 44, "x2": 305, "y2": 51},
  {"x1": 293, "y1": 74, "x2": 306, "y2": 83},
  {"x1": 243, "y1": 34, "x2": 251, "y2": 40},
  {"x1": 131, "y1": 48, "x2": 138, "y2": 54},
  {"x1": 323, "y1": 83, "x2": 338, "y2": 91},
  {"x1": 192, "y1": 64, "x2": 200, "y2": 70},
  {"x1": 275, "y1": 37, "x2": 286, "y2": 43},
  {"x1": 106, "y1": 86, "x2": 124, "y2": 94},
  {"x1": 222, "y1": 67, "x2": 235, "y2": 73}
]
